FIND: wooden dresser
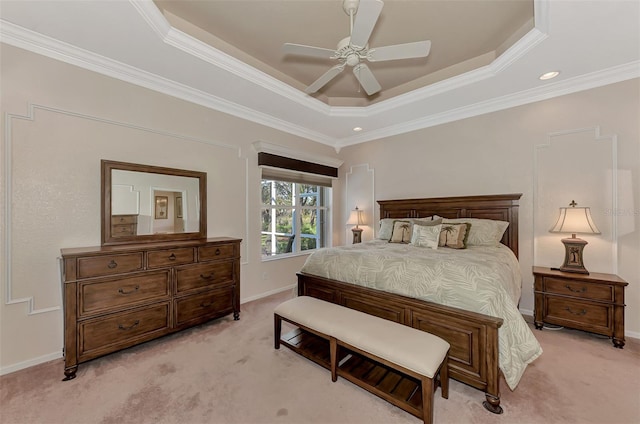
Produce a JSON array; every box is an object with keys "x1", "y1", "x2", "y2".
[
  {"x1": 60, "y1": 237, "x2": 241, "y2": 380},
  {"x1": 532, "y1": 266, "x2": 628, "y2": 348}
]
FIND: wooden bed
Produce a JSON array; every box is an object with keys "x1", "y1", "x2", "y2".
[{"x1": 297, "y1": 193, "x2": 522, "y2": 414}]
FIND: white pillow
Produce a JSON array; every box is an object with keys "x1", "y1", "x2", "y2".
[
  {"x1": 411, "y1": 223, "x2": 442, "y2": 249},
  {"x1": 441, "y1": 218, "x2": 509, "y2": 246},
  {"x1": 378, "y1": 218, "x2": 395, "y2": 240}
]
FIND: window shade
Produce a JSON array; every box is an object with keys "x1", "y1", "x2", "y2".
[{"x1": 258, "y1": 152, "x2": 337, "y2": 187}]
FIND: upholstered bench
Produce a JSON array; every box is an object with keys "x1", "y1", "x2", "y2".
[{"x1": 274, "y1": 296, "x2": 450, "y2": 424}]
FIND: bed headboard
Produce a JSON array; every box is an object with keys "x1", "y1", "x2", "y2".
[{"x1": 378, "y1": 193, "x2": 522, "y2": 258}]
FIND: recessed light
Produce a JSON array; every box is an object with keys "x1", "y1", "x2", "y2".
[
  {"x1": 353, "y1": 127, "x2": 363, "y2": 132},
  {"x1": 539, "y1": 71, "x2": 560, "y2": 80}
]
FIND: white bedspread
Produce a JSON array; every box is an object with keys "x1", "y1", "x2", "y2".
[{"x1": 300, "y1": 240, "x2": 542, "y2": 390}]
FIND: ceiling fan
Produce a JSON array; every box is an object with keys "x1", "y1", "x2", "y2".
[{"x1": 282, "y1": 0, "x2": 431, "y2": 96}]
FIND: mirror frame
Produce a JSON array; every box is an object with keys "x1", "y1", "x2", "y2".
[{"x1": 101, "y1": 160, "x2": 207, "y2": 245}]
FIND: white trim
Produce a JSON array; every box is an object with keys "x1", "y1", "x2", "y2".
[
  {"x1": 240, "y1": 283, "x2": 296, "y2": 304},
  {"x1": 0, "y1": 351, "x2": 62, "y2": 376}
]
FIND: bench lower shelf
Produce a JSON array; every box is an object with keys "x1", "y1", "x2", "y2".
[{"x1": 280, "y1": 327, "x2": 424, "y2": 418}]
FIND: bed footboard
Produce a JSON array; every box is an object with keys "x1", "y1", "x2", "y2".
[{"x1": 298, "y1": 272, "x2": 504, "y2": 413}]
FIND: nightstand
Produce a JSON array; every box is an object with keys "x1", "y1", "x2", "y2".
[{"x1": 533, "y1": 266, "x2": 628, "y2": 348}]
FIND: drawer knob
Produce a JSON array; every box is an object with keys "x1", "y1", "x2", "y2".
[
  {"x1": 118, "y1": 320, "x2": 140, "y2": 331},
  {"x1": 168, "y1": 253, "x2": 177, "y2": 261},
  {"x1": 565, "y1": 284, "x2": 586, "y2": 293},
  {"x1": 215, "y1": 249, "x2": 221, "y2": 256},
  {"x1": 118, "y1": 285, "x2": 140, "y2": 295},
  {"x1": 200, "y1": 273, "x2": 215, "y2": 280},
  {"x1": 107, "y1": 260, "x2": 118, "y2": 269},
  {"x1": 564, "y1": 307, "x2": 587, "y2": 316}
]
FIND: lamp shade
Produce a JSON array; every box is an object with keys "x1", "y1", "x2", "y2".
[
  {"x1": 550, "y1": 202, "x2": 600, "y2": 235},
  {"x1": 346, "y1": 207, "x2": 363, "y2": 227}
]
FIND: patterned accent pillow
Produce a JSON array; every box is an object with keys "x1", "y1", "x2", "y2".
[
  {"x1": 378, "y1": 216, "x2": 435, "y2": 240},
  {"x1": 389, "y1": 220, "x2": 413, "y2": 243},
  {"x1": 439, "y1": 223, "x2": 471, "y2": 249},
  {"x1": 442, "y1": 218, "x2": 508, "y2": 246},
  {"x1": 411, "y1": 223, "x2": 442, "y2": 249}
]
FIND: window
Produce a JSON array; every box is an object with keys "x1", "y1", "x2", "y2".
[{"x1": 261, "y1": 179, "x2": 330, "y2": 257}]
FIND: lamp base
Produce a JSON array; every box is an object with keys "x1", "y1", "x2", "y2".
[
  {"x1": 351, "y1": 228, "x2": 363, "y2": 244},
  {"x1": 558, "y1": 237, "x2": 589, "y2": 274}
]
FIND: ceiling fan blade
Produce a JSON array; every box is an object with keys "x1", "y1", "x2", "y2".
[
  {"x1": 349, "y1": 0, "x2": 384, "y2": 49},
  {"x1": 368, "y1": 40, "x2": 431, "y2": 62},
  {"x1": 283, "y1": 43, "x2": 336, "y2": 59},
  {"x1": 305, "y1": 64, "x2": 345, "y2": 94},
  {"x1": 353, "y1": 63, "x2": 381, "y2": 95}
]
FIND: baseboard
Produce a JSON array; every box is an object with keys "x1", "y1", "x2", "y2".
[
  {"x1": 240, "y1": 283, "x2": 296, "y2": 304},
  {"x1": 0, "y1": 351, "x2": 62, "y2": 377}
]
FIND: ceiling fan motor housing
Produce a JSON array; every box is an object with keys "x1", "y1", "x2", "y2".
[{"x1": 337, "y1": 36, "x2": 367, "y2": 66}]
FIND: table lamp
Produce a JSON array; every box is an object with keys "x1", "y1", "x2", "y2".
[
  {"x1": 549, "y1": 200, "x2": 600, "y2": 274},
  {"x1": 346, "y1": 206, "x2": 364, "y2": 244}
]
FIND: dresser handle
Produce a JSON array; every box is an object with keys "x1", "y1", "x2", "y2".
[
  {"x1": 118, "y1": 320, "x2": 140, "y2": 331},
  {"x1": 565, "y1": 284, "x2": 586, "y2": 293},
  {"x1": 118, "y1": 285, "x2": 140, "y2": 295},
  {"x1": 107, "y1": 260, "x2": 118, "y2": 269},
  {"x1": 200, "y1": 301, "x2": 213, "y2": 308},
  {"x1": 168, "y1": 253, "x2": 176, "y2": 261},
  {"x1": 215, "y1": 248, "x2": 221, "y2": 256},
  {"x1": 200, "y1": 273, "x2": 215, "y2": 280},
  {"x1": 564, "y1": 307, "x2": 587, "y2": 316}
]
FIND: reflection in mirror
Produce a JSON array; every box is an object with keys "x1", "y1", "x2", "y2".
[
  {"x1": 102, "y1": 160, "x2": 207, "y2": 245},
  {"x1": 111, "y1": 170, "x2": 200, "y2": 236}
]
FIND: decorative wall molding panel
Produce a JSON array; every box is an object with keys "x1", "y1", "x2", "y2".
[
  {"x1": 3, "y1": 103, "x2": 248, "y2": 316},
  {"x1": 533, "y1": 126, "x2": 618, "y2": 274}
]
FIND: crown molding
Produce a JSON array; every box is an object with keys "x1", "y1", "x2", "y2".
[
  {"x1": 335, "y1": 60, "x2": 640, "y2": 149},
  {"x1": 2, "y1": 0, "x2": 638, "y2": 151}
]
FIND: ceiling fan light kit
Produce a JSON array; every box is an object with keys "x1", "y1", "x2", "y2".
[{"x1": 283, "y1": 0, "x2": 431, "y2": 96}]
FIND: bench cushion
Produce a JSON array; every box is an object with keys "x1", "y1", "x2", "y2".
[{"x1": 274, "y1": 296, "x2": 450, "y2": 378}]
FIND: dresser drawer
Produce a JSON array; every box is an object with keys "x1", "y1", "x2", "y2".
[
  {"x1": 77, "y1": 253, "x2": 143, "y2": 279},
  {"x1": 545, "y1": 296, "x2": 611, "y2": 331},
  {"x1": 78, "y1": 270, "x2": 170, "y2": 317},
  {"x1": 147, "y1": 248, "x2": 195, "y2": 268},
  {"x1": 174, "y1": 288, "x2": 233, "y2": 326},
  {"x1": 175, "y1": 261, "x2": 234, "y2": 294},
  {"x1": 112, "y1": 224, "x2": 136, "y2": 236},
  {"x1": 78, "y1": 302, "x2": 170, "y2": 357},
  {"x1": 111, "y1": 215, "x2": 137, "y2": 225},
  {"x1": 544, "y1": 277, "x2": 613, "y2": 302},
  {"x1": 198, "y1": 243, "x2": 236, "y2": 261}
]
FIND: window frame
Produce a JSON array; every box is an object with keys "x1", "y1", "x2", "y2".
[{"x1": 261, "y1": 178, "x2": 330, "y2": 259}]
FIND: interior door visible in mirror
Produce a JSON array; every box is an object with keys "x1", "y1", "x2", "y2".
[{"x1": 102, "y1": 160, "x2": 207, "y2": 245}]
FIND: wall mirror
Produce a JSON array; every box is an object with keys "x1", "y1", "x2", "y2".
[{"x1": 102, "y1": 160, "x2": 207, "y2": 245}]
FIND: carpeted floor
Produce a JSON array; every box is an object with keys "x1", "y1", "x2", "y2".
[{"x1": 1, "y1": 290, "x2": 639, "y2": 424}]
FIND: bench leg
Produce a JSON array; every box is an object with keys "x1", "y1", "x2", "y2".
[
  {"x1": 421, "y1": 376, "x2": 434, "y2": 424},
  {"x1": 274, "y1": 314, "x2": 282, "y2": 349},
  {"x1": 330, "y1": 337, "x2": 338, "y2": 382},
  {"x1": 440, "y1": 355, "x2": 449, "y2": 399}
]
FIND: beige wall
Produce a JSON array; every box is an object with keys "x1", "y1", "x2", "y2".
[
  {"x1": 0, "y1": 44, "x2": 336, "y2": 373},
  {"x1": 2, "y1": 43, "x2": 638, "y2": 375},
  {"x1": 337, "y1": 78, "x2": 639, "y2": 338}
]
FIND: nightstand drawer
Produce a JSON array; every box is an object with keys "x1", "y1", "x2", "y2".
[
  {"x1": 545, "y1": 296, "x2": 611, "y2": 331},
  {"x1": 544, "y1": 277, "x2": 613, "y2": 302}
]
